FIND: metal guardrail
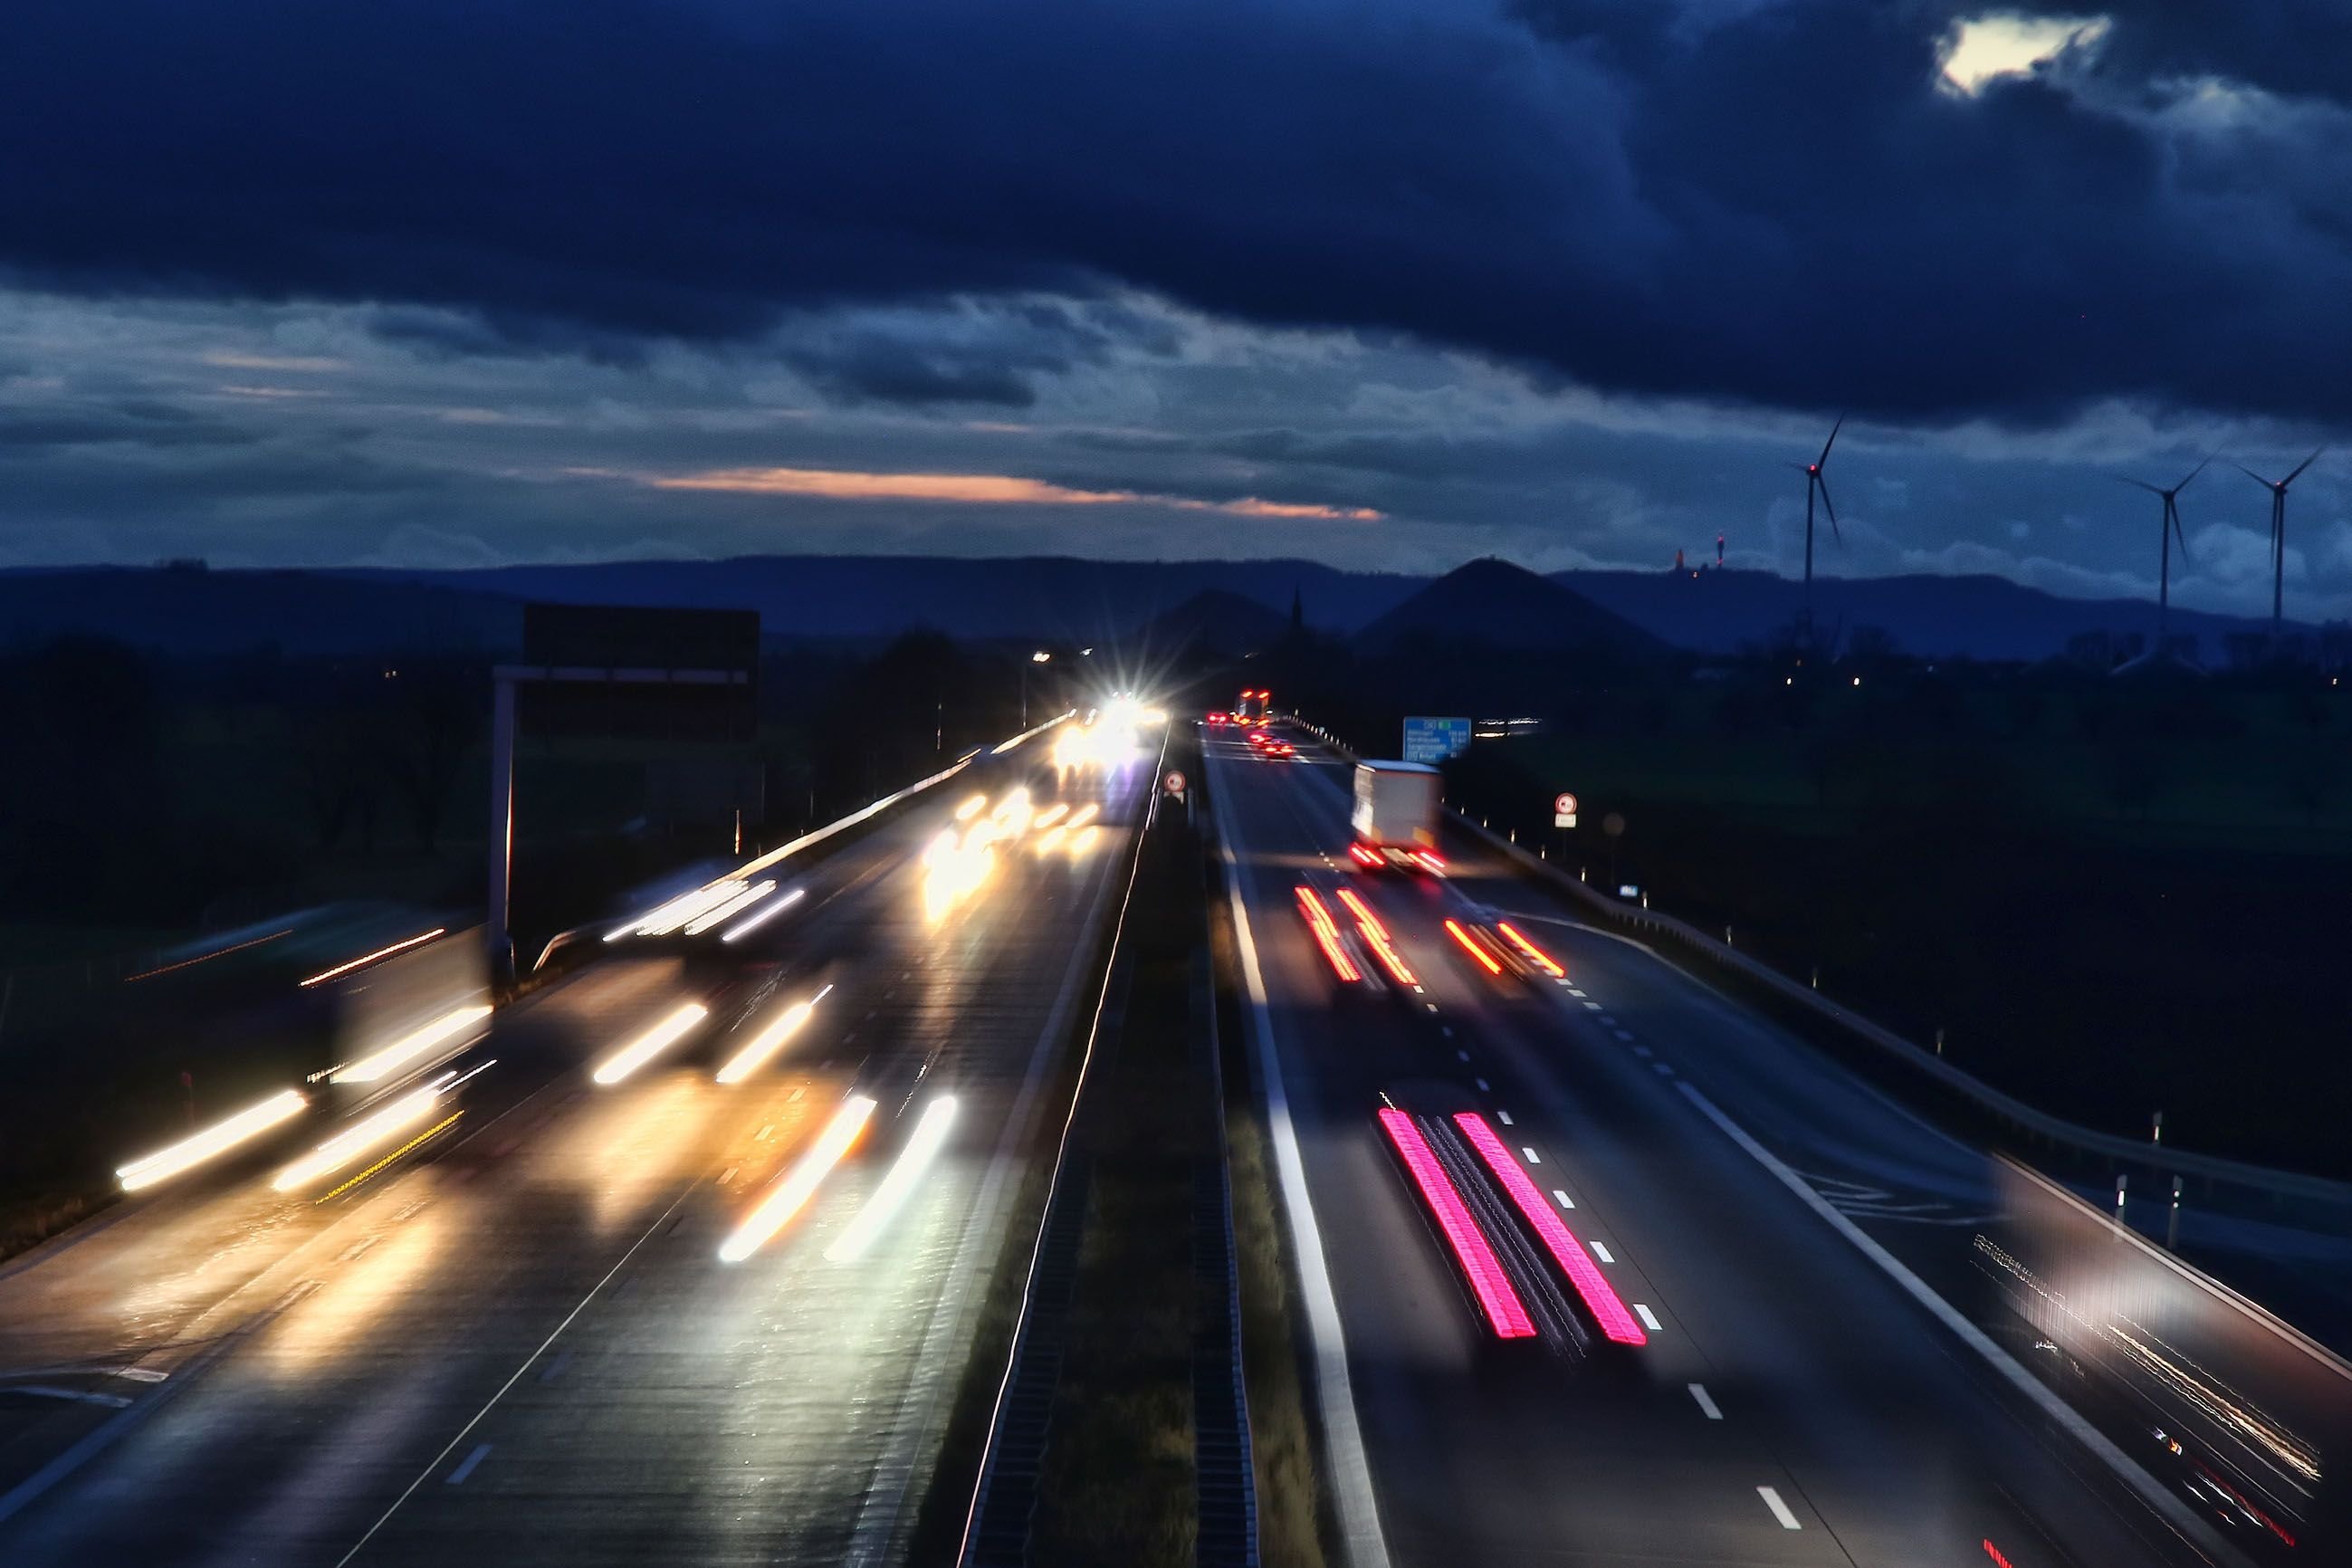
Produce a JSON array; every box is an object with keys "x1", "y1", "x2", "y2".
[
  {"x1": 1284, "y1": 715, "x2": 2352, "y2": 1210},
  {"x1": 1190, "y1": 942, "x2": 1260, "y2": 1568}
]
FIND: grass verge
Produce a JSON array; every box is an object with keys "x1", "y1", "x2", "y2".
[
  {"x1": 1028, "y1": 797, "x2": 1204, "y2": 1568},
  {"x1": 1205, "y1": 798, "x2": 1332, "y2": 1568}
]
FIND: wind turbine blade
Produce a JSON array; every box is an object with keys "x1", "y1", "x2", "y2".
[
  {"x1": 1817, "y1": 414, "x2": 1844, "y2": 469},
  {"x1": 2237, "y1": 464, "x2": 2276, "y2": 488},
  {"x1": 1816, "y1": 474, "x2": 1840, "y2": 538},
  {"x1": 2175, "y1": 455, "x2": 2211, "y2": 492},
  {"x1": 2283, "y1": 446, "x2": 2326, "y2": 486},
  {"x1": 2168, "y1": 500, "x2": 2187, "y2": 553},
  {"x1": 2113, "y1": 475, "x2": 2163, "y2": 494}
]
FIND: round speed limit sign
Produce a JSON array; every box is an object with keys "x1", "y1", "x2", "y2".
[
  {"x1": 1164, "y1": 770, "x2": 1187, "y2": 796},
  {"x1": 1554, "y1": 792, "x2": 1578, "y2": 816}
]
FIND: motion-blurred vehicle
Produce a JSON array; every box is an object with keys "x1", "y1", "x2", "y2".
[
  {"x1": 1350, "y1": 760, "x2": 1444, "y2": 871},
  {"x1": 1443, "y1": 918, "x2": 1566, "y2": 983},
  {"x1": 1235, "y1": 687, "x2": 1271, "y2": 723}
]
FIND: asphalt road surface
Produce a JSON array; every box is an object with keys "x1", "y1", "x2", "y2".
[
  {"x1": 0, "y1": 740, "x2": 1151, "y2": 1566},
  {"x1": 1207, "y1": 724, "x2": 2282, "y2": 1568}
]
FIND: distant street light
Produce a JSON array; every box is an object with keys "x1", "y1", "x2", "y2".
[{"x1": 1023, "y1": 650, "x2": 1051, "y2": 726}]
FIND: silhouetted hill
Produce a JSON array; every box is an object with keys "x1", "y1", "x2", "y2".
[
  {"x1": 1137, "y1": 588, "x2": 1294, "y2": 656},
  {"x1": 0, "y1": 555, "x2": 2326, "y2": 664},
  {"x1": 0, "y1": 564, "x2": 520, "y2": 656},
  {"x1": 1553, "y1": 567, "x2": 2291, "y2": 663},
  {"x1": 1357, "y1": 558, "x2": 1666, "y2": 656},
  {"x1": 346, "y1": 556, "x2": 1420, "y2": 645}
]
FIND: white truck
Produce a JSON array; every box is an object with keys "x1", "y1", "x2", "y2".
[{"x1": 1350, "y1": 760, "x2": 1443, "y2": 870}]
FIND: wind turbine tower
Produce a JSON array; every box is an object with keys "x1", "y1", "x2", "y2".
[
  {"x1": 1788, "y1": 416, "x2": 1843, "y2": 640},
  {"x1": 2115, "y1": 457, "x2": 2205, "y2": 649},
  {"x1": 2239, "y1": 448, "x2": 2325, "y2": 636}
]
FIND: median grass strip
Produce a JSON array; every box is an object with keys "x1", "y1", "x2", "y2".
[
  {"x1": 1027, "y1": 777, "x2": 1203, "y2": 1566},
  {"x1": 1206, "y1": 814, "x2": 1331, "y2": 1568}
]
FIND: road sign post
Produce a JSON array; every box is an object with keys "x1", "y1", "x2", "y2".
[
  {"x1": 1401, "y1": 716, "x2": 1471, "y2": 764},
  {"x1": 487, "y1": 604, "x2": 760, "y2": 987}
]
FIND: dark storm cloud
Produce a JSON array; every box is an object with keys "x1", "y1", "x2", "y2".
[
  {"x1": 1, "y1": 1, "x2": 2347, "y2": 426},
  {"x1": 0, "y1": 399, "x2": 252, "y2": 451},
  {"x1": 770, "y1": 298, "x2": 1170, "y2": 408}
]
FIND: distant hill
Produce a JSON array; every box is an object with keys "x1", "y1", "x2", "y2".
[
  {"x1": 1137, "y1": 588, "x2": 1295, "y2": 657},
  {"x1": 0, "y1": 553, "x2": 2325, "y2": 664},
  {"x1": 342, "y1": 555, "x2": 1421, "y2": 645},
  {"x1": 0, "y1": 564, "x2": 521, "y2": 657},
  {"x1": 1357, "y1": 558, "x2": 1666, "y2": 657},
  {"x1": 1553, "y1": 567, "x2": 2292, "y2": 663}
]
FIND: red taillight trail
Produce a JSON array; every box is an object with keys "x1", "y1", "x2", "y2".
[
  {"x1": 1445, "y1": 920, "x2": 1504, "y2": 975},
  {"x1": 1496, "y1": 923, "x2": 1564, "y2": 978},
  {"x1": 1377, "y1": 1108, "x2": 1535, "y2": 1339},
  {"x1": 1334, "y1": 887, "x2": 1386, "y2": 940},
  {"x1": 1295, "y1": 886, "x2": 1362, "y2": 982},
  {"x1": 1452, "y1": 1112, "x2": 1646, "y2": 1345}
]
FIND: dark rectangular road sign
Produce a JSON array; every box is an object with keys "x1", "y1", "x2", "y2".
[{"x1": 517, "y1": 603, "x2": 759, "y2": 741}]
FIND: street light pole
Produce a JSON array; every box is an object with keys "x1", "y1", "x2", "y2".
[{"x1": 1024, "y1": 649, "x2": 1051, "y2": 728}]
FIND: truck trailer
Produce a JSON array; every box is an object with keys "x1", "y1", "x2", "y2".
[{"x1": 1349, "y1": 760, "x2": 1444, "y2": 871}]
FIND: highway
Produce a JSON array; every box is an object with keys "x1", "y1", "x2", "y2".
[
  {"x1": 0, "y1": 734, "x2": 1150, "y2": 1566},
  {"x1": 1207, "y1": 723, "x2": 2279, "y2": 1568}
]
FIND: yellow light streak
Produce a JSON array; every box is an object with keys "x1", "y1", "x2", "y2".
[
  {"x1": 714, "y1": 986, "x2": 832, "y2": 1084},
  {"x1": 118, "y1": 1089, "x2": 307, "y2": 1191},
  {"x1": 331, "y1": 1004, "x2": 492, "y2": 1085},
  {"x1": 827, "y1": 1096, "x2": 960, "y2": 1262},
  {"x1": 272, "y1": 1083, "x2": 445, "y2": 1190},
  {"x1": 718, "y1": 1095, "x2": 876, "y2": 1262},
  {"x1": 591, "y1": 1002, "x2": 710, "y2": 1085}
]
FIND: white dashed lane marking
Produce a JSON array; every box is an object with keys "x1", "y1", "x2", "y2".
[
  {"x1": 1688, "y1": 1383, "x2": 1723, "y2": 1420},
  {"x1": 1496, "y1": 1111, "x2": 1513, "y2": 1126},
  {"x1": 1522, "y1": 1147, "x2": 1541, "y2": 1164},
  {"x1": 445, "y1": 1444, "x2": 492, "y2": 1486},
  {"x1": 1552, "y1": 1189, "x2": 1575, "y2": 1209},
  {"x1": 1591, "y1": 1241, "x2": 1614, "y2": 1264},
  {"x1": 1757, "y1": 1487, "x2": 1802, "y2": 1530},
  {"x1": 1634, "y1": 1304, "x2": 1662, "y2": 1333}
]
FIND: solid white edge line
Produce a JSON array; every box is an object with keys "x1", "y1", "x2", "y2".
[
  {"x1": 1676, "y1": 1079, "x2": 2253, "y2": 1568},
  {"x1": 1209, "y1": 755, "x2": 1393, "y2": 1568},
  {"x1": 1756, "y1": 1485, "x2": 1802, "y2": 1529}
]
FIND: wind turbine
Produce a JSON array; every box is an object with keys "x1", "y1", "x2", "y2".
[
  {"x1": 2237, "y1": 448, "x2": 2325, "y2": 636},
  {"x1": 1787, "y1": 416, "x2": 1842, "y2": 640},
  {"x1": 2113, "y1": 456, "x2": 2206, "y2": 649}
]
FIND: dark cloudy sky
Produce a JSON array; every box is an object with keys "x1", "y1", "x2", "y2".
[{"x1": 3, "y1": 1, "x2": 2347, "y2": 617}]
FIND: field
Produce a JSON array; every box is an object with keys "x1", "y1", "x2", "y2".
[{"x1": 1438, "y1": 667, "x2": 2352, "y2": 1178}]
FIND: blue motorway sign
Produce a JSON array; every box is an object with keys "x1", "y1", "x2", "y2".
[{"x1": 1401, "y1": 716, "x2": 1472, "y2": 765}]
